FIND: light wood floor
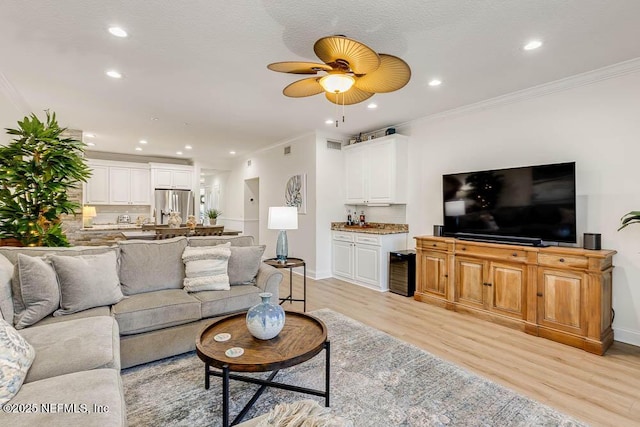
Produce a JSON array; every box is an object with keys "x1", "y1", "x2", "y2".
[{"x1": 279, "y1": 274, "x2": 640, "y2": 427}]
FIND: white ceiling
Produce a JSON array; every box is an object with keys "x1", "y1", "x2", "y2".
[{"x1": 1, "y1": 1, "x2": 639, "y2": 166}]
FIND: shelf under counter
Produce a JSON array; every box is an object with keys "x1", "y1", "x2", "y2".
[{"x1": 121, "y1": 229, "x2": 242, "y2": 240}]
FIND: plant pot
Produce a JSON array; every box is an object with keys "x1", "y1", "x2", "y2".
[{"x1": 0, "y1": 238, "x2": 23, "y2": 247}]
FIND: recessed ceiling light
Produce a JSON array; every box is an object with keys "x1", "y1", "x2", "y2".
[
  {"x1": 106, "y1": 70, "x2": 122, "y2": 79},
  {"x1": 151, "y1": 117, "x2": 159, "y2": 121},
  {"x1": 523, "y1": 40, "x2": 543, "y2": 51},
  {"x1": 108, "y1": 27, "x2": 128, "y2": 38},
  {"x1": 199, "y1": 178, "x2": 205, "y2": 183},
  {"x1": 428, "y1": 79, "x2": 442, "y2": 87},
  {"x1": 86, "y1": 142, "x2": 96, "y2": 147},
  {"x1": 325, "y1": 119, "x2": 333, "y2": 125},
  {"x1": 176, "y1": 151, "x2": 183, "y2": 155},
  {"x1": 139, "y1": 139, "x2": 148, "y2": 144},
  {"x1": 229, "y1": 151, "x2": 236, "y2": 155},
  {"x1": 84, "y1": 133, "x2": 96, "y2": 138},
  {"x1": 185, "y1": 145, "x2": 192, "y2": 150},
  {"x1": 367, "y1": 103, "x2": 377, "y2": 109},
  {"x1": 135, "y1": 147, "x2": 142, "y2": 151}
]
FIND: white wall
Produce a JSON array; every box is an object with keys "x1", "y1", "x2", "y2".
[{"x1": 399, "y1": 70, "x2": 640, "y2": 346}]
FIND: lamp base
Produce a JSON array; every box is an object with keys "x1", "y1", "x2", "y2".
[{"x1": 275, "y1": 230, "x2": 288, "y2": 262}]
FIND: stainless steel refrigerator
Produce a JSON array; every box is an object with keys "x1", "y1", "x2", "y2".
[{"x1": 154, "y1": 189, "x2": 194, "y2": 225}]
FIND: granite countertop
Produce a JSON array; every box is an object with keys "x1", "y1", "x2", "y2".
[{"x1": 331, "y1": 222, "x2": 408, "y2": 235}]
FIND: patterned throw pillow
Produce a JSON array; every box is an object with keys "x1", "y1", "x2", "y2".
[
  {"x1": 0, "y1": 318, "x2": 36, "y2": 406},
  {"x1": 182, "y1": 243, "x2": 231, "y2": 292}
]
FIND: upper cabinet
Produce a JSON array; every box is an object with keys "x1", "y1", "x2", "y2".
[
  {"x1": 84, "y1": 160, "x2": 151, "y2": 205},
  {"x1": 150, "y1": 163, "x2": 194, "y2": 190},
  {"x1": 343, "y1": 135, "x2": 408, "y2": 205}
]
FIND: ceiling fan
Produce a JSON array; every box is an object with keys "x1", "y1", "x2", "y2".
[{"x1": 267, "y1": 35, "x2": 411, "y2": 109}]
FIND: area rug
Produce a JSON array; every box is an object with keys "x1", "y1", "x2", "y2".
[{"x1": 122, "y1": 309, "x2": 586, "y2": 426}]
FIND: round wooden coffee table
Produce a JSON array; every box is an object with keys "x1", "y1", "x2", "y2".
[{"x1": 196, "y1": 311, "x2": 330, "y2": 427}]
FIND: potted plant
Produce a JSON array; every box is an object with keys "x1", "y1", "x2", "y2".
[
  {"x1": 0, "y1": 111, "x2": 91, "y2": 246},
  {"x1": 619, "y1": 211, "x2": 640, "y2": 231},
  {"x1": 205, "y1": 208, "x2": 222, "y2": 225}
]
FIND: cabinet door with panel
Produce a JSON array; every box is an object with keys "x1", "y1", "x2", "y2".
[
  {"x1": 354, "y1": 243, "x2": 380, "y2": 286},
  {"x1": 417, "y1": 250, "x2": 448, "y2": 300},
  {"x1": 344, "y1": 149, "x2": 366, "y2": 203},
  {"x1": 454, "y1": 256, "x2": 486, "y2": 310},
  {"x1": 172, "y1": 170, "x2": 192, "y2": 190},
  {"x1": 487, "y1": 261, "x2": 526, "y2": 319},
  {"x1": 130, "y1": 168, "x2": 151, "y2": 204},
  {"x1": 332, "y1": 240, "x2": 354, "y2": 279},
  {"x1": 366, "y1": 140, "x2": 395, "y2": 203},
  {"x1": 108, "y1": 167, "x2": 131, "y2": 204},
  {"x1": 537, "y1": 267, "x2": 587, "y2": 336},
  {"x1": 84, "y1": 164, "x2": 109, "y2": 205}
]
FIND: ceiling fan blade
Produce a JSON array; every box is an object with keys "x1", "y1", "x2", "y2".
[
  {"x1": 267, "y1": 61, "x2": 333, "y2": 74},
  {"x1": 325, "y1": 87, "x2": 374, "y2": 105},
  {"x1": 314, "y1": 36, "x2": 380, "y2": 75},
  {"x1": 354, "y1": 54, "x2": 411, "y2": 93},
  {"x1": 283, "y1": 77, "x2": 325, "y2": 97}
]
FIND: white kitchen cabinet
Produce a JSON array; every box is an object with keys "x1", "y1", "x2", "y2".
[
  {"x1": 343, "y1": 134, "x2": 408, "y2": 205},
  {"x1": 331, "y1": 231, "x2": 407, "y2": 291},
  {"x1": 84, "y1": 164, "x2": 110, "y2": 205},
  {"x1": 109, "y1": 167, "x2": 151, "y2": 205},
  {"x1": 84, "y1": 160, "x2": 151, "y2": 206},
  {"x1": 150, "y1": 163, "x2": 194, "y2": 190}
]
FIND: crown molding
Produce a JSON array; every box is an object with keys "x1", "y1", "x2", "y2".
[{"x1": 413, "y1": 57, "x2": 640, "y2": 124}]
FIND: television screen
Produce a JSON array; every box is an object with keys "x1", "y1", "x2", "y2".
[{"x1": 442, "y1": 162, "x2": 576, "y2": 243}]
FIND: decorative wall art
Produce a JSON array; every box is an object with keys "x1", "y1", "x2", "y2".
[{"x1": 285, "y1": 174, "x2": 306, "y2": 214}]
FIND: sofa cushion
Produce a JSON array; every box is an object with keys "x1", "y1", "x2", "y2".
[
  {"x1": 182, "y1": 244, "x2": 231, "y2": 292},
  {"x1": 0, "y1": 254, "x2": 15, "y2": 324},
  {"x1": 118, "y1": 237, "x2": 188, "y2": 295},
  {"x1": 187, "y1": 235, "x2": 255, "y2": 247},
  {"x1": 0, "y1": 318, "x2": 36, "y2": 406},
  {"x1": 0, "y1": 369, "x2": 127, "y2": 427},
  {"x1": 19, "y1": 316, "x2": 120, "y2": 383},
  {"x1": 0, "y1": 246, "x2": 117, "y2": 316},
  {"x1": 112, "y1": 289, "x2": 201, "y2": 335},
  {"x1": 229, "y1": 245, "x2": 266, "y2": 285},
  {"x1": 14, "y1": 254, "x2": 59, "y2": 329},
  {"x1": 192, "y1": 285, "x2": 262, "y2": 318},
  {"x1": 50, "y1": 252, "x2": 124, "y2": 316}
]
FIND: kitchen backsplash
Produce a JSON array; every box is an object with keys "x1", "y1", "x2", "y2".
[
  {"x1": 345, "y1": 204, "x2": 406, "y2": 224},
  {"x1": 92, "y1": 205, "x2": 151, "y2": 224}
]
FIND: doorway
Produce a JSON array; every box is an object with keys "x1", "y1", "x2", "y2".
[{"x1": 244, "y1": 178, "x2": 259, "y2": 241}]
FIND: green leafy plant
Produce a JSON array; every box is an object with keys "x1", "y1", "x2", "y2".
[
  {"x1": 206, "y1": 208, "x2": 222, "y2": 219},
  {"x1": 619, "y1": 211, "x2": 640, "y2": 231},
  {"x1": 0, "y1": 111, "x2": 91, "y2": 246}
]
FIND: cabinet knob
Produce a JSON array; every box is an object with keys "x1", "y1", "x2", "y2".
[
  {"x1": 536, "y1": 292, "x2": 543, "y2": 297},
  {"x1": 559, "y1": 258, "x2": 565, "y2": 262},
  {"x1": 432, "y1": 243, "x2": 437, "y2": 247},
  {"x1": 444, "y1": 274, "x2": 448, "y2": 278},
  {"x1": 512, "y1": 253, "x2": 518, "y2": 257},
  {"x1": 461, "y1": 247, "x2": 466, "y2": 251}
]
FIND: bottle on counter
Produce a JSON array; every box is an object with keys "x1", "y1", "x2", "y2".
[
  {"x1": 359, "y1": 210, "x2": 365, "y2": 227},
  {"x1": 347, "y1": 210, "x2": 352, "y2": 226}
]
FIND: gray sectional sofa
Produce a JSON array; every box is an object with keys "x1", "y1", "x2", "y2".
[{"x1": 0, "y1": 235, "x2": 283, "y2": 426}]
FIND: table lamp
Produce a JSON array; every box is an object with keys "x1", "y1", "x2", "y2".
[
  {"x1": 82, "y1": 206, "x2": 97, "y2": 228},
  {"x1": 267, "y1": 206, "x2": 298, "y2": 262}
]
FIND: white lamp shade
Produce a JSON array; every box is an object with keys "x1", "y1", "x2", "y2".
[
  {"x1": 268, "y1": 206, "x2": 298, "y2": 230},
  {"x1": 82, "y1": 206, "x2": 97, "y2": 217},
  {"x1": 444, "y1": 200, "x2": 466, "y2": 217}
]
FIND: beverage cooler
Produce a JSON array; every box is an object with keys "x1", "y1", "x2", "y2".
[{"x1": 388, "y1": 250, "x2": 416, "y2": 297}]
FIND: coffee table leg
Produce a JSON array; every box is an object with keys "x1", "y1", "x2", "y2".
[
  {"x1": 205, "y1": 362, "x2": 210, "y2": 390},
  {"x1": 325, "y1": 340, "x2": 331, "y2": 407},
  {"x1": 223, "y1": 364, "x2": 230, "y2": 427}
]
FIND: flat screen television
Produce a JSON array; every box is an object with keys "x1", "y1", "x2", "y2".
[{"x1": 442, "y1": 162, "x2": 576, "y2": 245}]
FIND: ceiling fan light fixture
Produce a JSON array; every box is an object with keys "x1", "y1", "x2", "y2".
[{"x1": 319, "y1": 74, "x2": 355, "y2": 94}]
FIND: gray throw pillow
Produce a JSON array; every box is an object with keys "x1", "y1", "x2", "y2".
[
  {"x1": 118, "y1": 237, "x2": 188, "y2": 295},
  {"x1": 50, "y1": 251, "x2": 124, "y2": 316},
  {"x1": 228, "y1": 245, "x2": 266, "y2": 285},
  {"x1": 0, "y1": 254, "x2": 14, "y2": 324},
  {"x1": 14, "y1": 254, "x2": 60, "y2": 329}
]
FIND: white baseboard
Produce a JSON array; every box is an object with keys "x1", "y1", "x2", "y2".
[{"x1": 613, "y1": 327, "x2": 640, "y2": 347}]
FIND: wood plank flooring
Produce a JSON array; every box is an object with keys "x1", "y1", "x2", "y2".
[{"x1": 279, "y1": 274, "x2": 640, "y2": 427}]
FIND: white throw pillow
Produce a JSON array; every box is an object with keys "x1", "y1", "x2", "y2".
[
  {"x1": 182, "y1": 243, "x2": 231, "y2": 292},
  {"x1": 0, "y1": 318, "x2": 36, "y2": 405}
]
